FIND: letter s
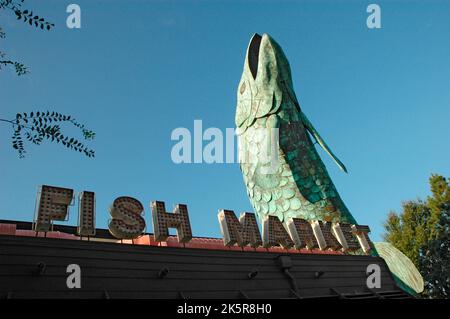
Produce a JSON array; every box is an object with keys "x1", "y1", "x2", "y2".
[{"x1": 108, "y1": 196, "x2": 146, "y2": 239}]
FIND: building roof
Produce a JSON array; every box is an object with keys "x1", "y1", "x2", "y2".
[{"x1": 0, "y1": 220, "x2": 412, "y2": 299}]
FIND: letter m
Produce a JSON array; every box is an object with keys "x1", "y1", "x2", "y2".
[{"x1": 218, "y1": 210, "x2": 262, "y2": 248}]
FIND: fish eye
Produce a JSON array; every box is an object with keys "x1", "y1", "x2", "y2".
[{"x1": 240, "y1": 82, "x2": 246, "y2": 94}]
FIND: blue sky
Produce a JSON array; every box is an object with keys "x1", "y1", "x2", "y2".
[{"x1": 1, "y1": 0, "x2": 449, "y2": 241}]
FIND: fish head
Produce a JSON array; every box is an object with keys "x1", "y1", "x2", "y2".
[
  {"x1": 236, "y1": 33, "x2": 296, "y2": 130},
  {"x1": 247, "y1": 33, "x2": 293, "y2": 89}
]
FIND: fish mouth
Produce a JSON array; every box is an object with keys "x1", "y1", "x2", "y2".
[{"x1": 248, "y1": 33, "x2": 262, "y2": 80}]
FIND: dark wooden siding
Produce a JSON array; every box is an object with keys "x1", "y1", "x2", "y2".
[{"x1": 0, "y1": 234, "x2": 408, "y2": 299}]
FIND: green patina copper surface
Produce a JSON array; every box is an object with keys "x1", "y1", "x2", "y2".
[
  {"x1": 374, "y1": 242, "x2": 424, "y2": 295},
  {"x1": 234, "y1": 34, "x2": 424, "y2": 294},
  {"x1": 236, "y1": 33, "x2": 357, "y2": 225}
]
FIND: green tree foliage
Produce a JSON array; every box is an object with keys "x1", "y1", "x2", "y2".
[
  {"x1": 383, "y1": 174, "x2": 450, "y2": 298},
  {"x1": 0, "y1": 0, "x2": 54, "y2": 75},
  {"x1": 2, "y1": 112, "x2": 95, "y2": 158},
  {"x1": 384, "y1": 200, "x2": 431, "y2": 265},
  {"x1": 419, "y1": 175, "x2": 450, "y2": 298},
  {"x1": 1, "y1": 0, "x2": 54, "y2": 30},
  {"x1": 1, "y1": 0, "x2": 95, "y2": 158},
  {"x1": 0, "y1": 26, "x2": 28, "y2": 75}
]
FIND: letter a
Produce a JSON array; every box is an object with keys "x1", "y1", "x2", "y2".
[
  {"x1": 366, "y1": 264, "x2": 381, "y2": 289},
  {"x1": 366, "y1": 4, "x2": 381, "y2": 29},
  {"x1": 66, "y1": 264, "x2": 81, "y2": 289},
  {"x1": 66, "y1": 4, "x2": 81, "y2": 29}
]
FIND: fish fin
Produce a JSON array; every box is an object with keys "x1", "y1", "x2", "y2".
[{"x1": 300, "y1": 111, "x2": 348, "y2": 173}]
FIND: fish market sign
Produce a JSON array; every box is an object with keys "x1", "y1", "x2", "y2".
[{"x1": 33, "y1": 185, "x2": 373, "y2": 254}]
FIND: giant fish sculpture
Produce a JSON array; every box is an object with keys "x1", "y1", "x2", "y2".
[{"x1": 236, "y1": 33, "x2": 357, "y2": 225}]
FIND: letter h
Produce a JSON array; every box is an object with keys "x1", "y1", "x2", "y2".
[{"x1": 151, "y1": 201, "x2": 193, "y2": 243}]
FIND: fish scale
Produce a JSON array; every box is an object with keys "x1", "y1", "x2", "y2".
[{"x1": 236, "y1": 33, "x2": 357, "y2": 225}]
